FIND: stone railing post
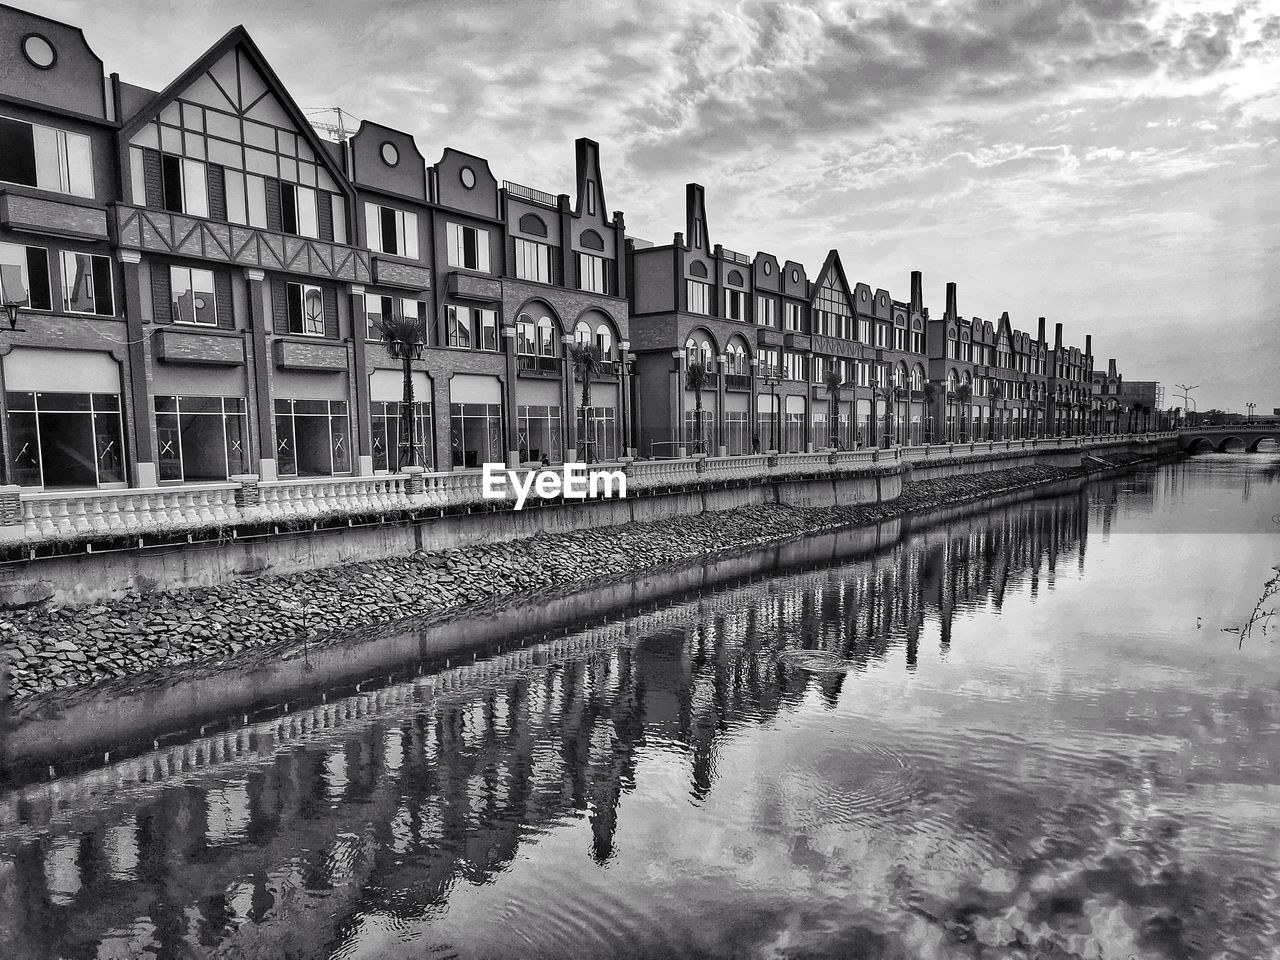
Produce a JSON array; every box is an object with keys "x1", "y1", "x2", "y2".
[
  {"x1": 403, "y1": 466, "x2": 426, "y2": 499},
  {"x1": 0, "y1": 485, "x2": 24, "y2": 542},
  {"x1": 230, "y1": 474, "x2": 263, "y2": 523}
]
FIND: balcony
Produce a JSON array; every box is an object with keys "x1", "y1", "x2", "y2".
[
  {"x1": 784, "y1": 332, "x2": 812, "y2": 352},
  {"x1": 725, "y1": 373, "x2": 751, "y2": 391},
  {"x1": 114, "y1": 205, "x2": 372, "y2": 284},
  {"x1": 720, "y1": 247, "x2": 751, "y2": 265},
  {"x1": 274, "y1": 339, "x2": 348, "y2": 371},
  {"x1": 1, "y1": 190, "x2": 109, "y2": 241},
  {"x1": 155, "y1": 328, "x2": 244, "y2": 367},
  {"x1": 372, "y1": 257, "x2": 432, "y2": 291},
  {"x1": 503, "y1": 181, "x2": 559, "y2": 208},
  {"x1": 592, "y1": 360, "x2": 620, "y2": 380},
  {"x1": 517, "y1": 354, "x2": 561, "y2": 377},
  {"x1": 756, "y1": 327, "x2": 784, "y2": 348},
  {"x1": 447, "y1": 271, "x2": 503, "y2": 302}
]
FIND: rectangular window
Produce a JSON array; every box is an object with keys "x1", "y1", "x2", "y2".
[
  {"x1": 246, "y1": 174, "x2": 268, "y2": 229},
  {"x1": 364, "y1": 203, "x2": 419, "y2": 258},
  {"x1": 450, "y1": 402, "x2": 503, "y2": 468},
  {"x1": 159, "y1": 155, "x2": 209, "y2": 218},
  {"x1": 515, "y1": 238, "x2": 551, "y2": 283},
  {"x1": 330, "y1": 194, "x2": 347, "y2": 244},
  {"x1": 60, "y1": 252, "x2": 113, "y2": 316},
  {"x1": 445, "y1": 304, "x2": 499, "y2": 351},
  {"x1": 784, "y1": 302, "x2": 803, "y2": 332},
  {"x1": 6, "y1": 390, "x2": 125, "y2": 488},
  {"x1": 477, "y1": 307, "x2": 498, "y2": 351},
  {"x1": 155, "y1": 395, "x2": 249, "y2": 482},
  {"x1": 281, "y1": 182, "x2": 318, "y2": 238},
  {"x1": 446, "y1": 222, "x2": 490, "y2": 271},
  {"x1": 0, "y1": 116, "x2": 94, "y2": 198},
  {"x1": 755, "y1": 296, "x2": 776, "y2": 327},
  {"x1": 783, "y1": 351, "x2": 805, "y2": 381},
  {"x1": 371, "y1": 400, "x2": 433, "y2": 472},
  {"x1": 286, "y1": 282, "x2": 324, "y2": 336},
  {"x1": 0, "y1": 242, "x2": 52, "y2": 311},
  {"x1": 686, "y1": 280, "x2": 710, "y2": 315},
  {"x1": 366, "y1": 295, "x2": 428, "y2": 342},
  {"x1": 169, "y1": 266, "x2": 217, "y2": 325},
  {"x1": 274, "y1": 399, "x2": 350, "y2": 477},
  {"x1": 724, "y1": 289, "x2": 745, "y2": 321},
  {"x1": 759, "y1": 347, "x2": 780, "y2": 379},
  {"x1": 577, "y1": 253, "x2": 608, "y2": 294},
  {"x1": 586, "y1": 181, "x2": 597, "y2": 216},
  {"x1": 517, "y1": 404, "x2": 563, "y2": 463}
]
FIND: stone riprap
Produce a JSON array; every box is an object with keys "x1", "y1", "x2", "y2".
[{"x1": 1, "y1": 458, "x2": 1155, "y2": 701}]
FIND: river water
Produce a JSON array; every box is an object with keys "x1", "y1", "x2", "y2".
[{"x1": 2, "y1": 453, "x2": 1278, "y2": 960}]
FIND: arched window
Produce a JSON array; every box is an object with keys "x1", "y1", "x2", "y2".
[
  {"x1": 537, "y1": 316, "x2": 556, "y2": 356},
  {"x1": 518, "y1": 213, "x2": 547, "y2": 237},
  {"x1": 911, "y1": 365, "x2": 925, "y2": 391},
  {"x1": 946, "y1": 370, "x2": 958, "y2": 392},
  {"x1": 726, "y1": 341, "x2": 748, "y2": 375},
  {"x1": 595, "y1": 323, "x2": 613, "y2": 358},
  {"x1": 579, "y1": 229, "x2": 604, "y2": 251},
  {"x1": 574, "y1": 320, "x2": 592, "y2": 347},
  {"x1": 685, "y1": 335, "x2": 713, "y2": 369},
  {"x1": 727, "y1": 269, "x2": 744, "y2": 287},
  {"x1": 689, "y1": 261, "x2": 708, "y2": 279},
  {"x1": 516, "y1": 313, "x2": 536, "y2": 355},
  {"x1": 893, "y1": 363, "x2": 907, "y2": 389}
]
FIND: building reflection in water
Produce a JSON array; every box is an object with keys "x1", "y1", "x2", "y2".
[{"x1": 0, "y1": 490, "x2": 1096, "y2": 959}]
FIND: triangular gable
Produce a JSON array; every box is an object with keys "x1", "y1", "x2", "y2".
[
  {"x1": 810, "y1": 249, "x2": 854, "y2": 314},
  {"x1": 120, "y1": 26, "x2": 353, "y2": 201}
]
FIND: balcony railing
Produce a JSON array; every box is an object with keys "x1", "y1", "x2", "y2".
[
  {"x1": 721, "y1": 247, "x2": 752, "y2": 265},
  {"x1": 725, "y1": 373, "x2": 751, "y2": 391},
  {"x1": 503, "y1": 181, "x2": 559, "y2": 207},
  {"x1": 517, "y1": 354, "x2": 562, "y2": 375},
  {"x1": 1, "y1": 434, "x2": 1173, "y2": 548}
]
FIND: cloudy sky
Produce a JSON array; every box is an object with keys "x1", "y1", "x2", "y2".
[{"x1": 33, "y1": 0, "x2": 1280, "y2": 412}]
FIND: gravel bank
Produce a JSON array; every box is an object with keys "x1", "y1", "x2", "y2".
[{"x1": 1, "y1": 458, "x2": 1153, "y2": 701}]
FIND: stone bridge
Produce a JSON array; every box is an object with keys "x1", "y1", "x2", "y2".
[{"x1": 1178, "y1": 426, "x2": 1280, "y2": 452}]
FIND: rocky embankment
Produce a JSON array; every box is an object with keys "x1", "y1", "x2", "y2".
[{"x1": 1, "y1": 459, "x2": 1148, "y2": 700}]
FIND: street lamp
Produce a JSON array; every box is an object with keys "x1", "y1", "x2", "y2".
[{"x1": 1246, "y1": 402, "x2": 1255, "y2": 422}]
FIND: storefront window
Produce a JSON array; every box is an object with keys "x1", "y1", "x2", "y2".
[
  {"x1": 450, "y1": 402, "x2": 503, "y2": 468},
  {"x1": 274, "y1": 399, "x2": 350, "y2": 477},
  {"x1": 6, "y1": 391, "x2": 124, "y2": 488},
  {"x1": 724, "y1": 411, "x2": 750, "y2": 455},
  {"x1": 518, "y1": 405, "x2": 562, "y2": 463},
  {"x1": 579, "y1": 406, "x2": 617, "y2": 461},
  {"x1": 155, "y1": 396, "x2": 249, "y2": 482},
  {"x1": 371, "y1": 400, "x2": 433, "y2": 472}
]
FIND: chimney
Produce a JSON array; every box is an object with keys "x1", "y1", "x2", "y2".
[
  {"x1": 945, "y1": 282, "x2": 957, "y2": 320},
  {"x1": 1037, "y1": 316, "x2": 1046, "y2": 343},
  {"x1": 1054, "y1": 322, "x2": 1063, "y2": 350},
  {"x1": 1084, "y1": 334, "x2": 1092, "y2": 358},
  {"x1": 910, "y1": 270, "x2": 923, "y2": 313},
  {"x1": 1108, "y1": 358, "x2": 1117, "y2": 377}
]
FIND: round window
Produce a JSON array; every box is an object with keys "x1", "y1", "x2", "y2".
[
  {"x1": 380, "y1": 141, "x2": 399, "y2": 166},
  {"x1": 763, "y1": 261, "x2": 772, "y2": 276},
  {"x1": 790, "y1": 269, "x2": 798, "y2": 283},
  {"x1": 22, "y1": 33, "x2": 56, "y2": 69},
  {"x1": 860, "y1": 289, "x2": 868, "y2": 301},
  {"x1": 460, "y1": 166, "x2": 476, "y2": 189}
]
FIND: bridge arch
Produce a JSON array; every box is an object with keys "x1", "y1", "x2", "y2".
[{"x1": 1246, "y1": 435, "x2": 1280, "y2": 453}]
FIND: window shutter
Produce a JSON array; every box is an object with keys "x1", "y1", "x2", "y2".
[
  {"x1": 214, "y1": 271, "x2": 234, "y2": 329},
  {"x1": 207, "y1": 164, "x2": 227, "y2": 221},
  {"x1": 264, "y1": 178, "x2": 283, "y2": 232},
  {"x1": 272, "y1": 279, "x2": 289, "y2": 335},
  {"x1": 142, "y1": 148, "x2": 164, "y2": 208},
  {"x1": 506, "y1": 235, "x2": 516, "y2": 277},
  {"x1": 151, "y1": 263, "x2": 172, "y2": 323},
  {"x1": 565, "y1": 251, "x2": 577, "y2": 290},
  {"x1": 323, "y1": 285, "x2": 339, "y2": 339},
  {"x1": 549, "y1": 247, "x2": 559, "y2": 288},
  {"x1": 317, "y1": 190, "x2": 334, "y2": 242}
]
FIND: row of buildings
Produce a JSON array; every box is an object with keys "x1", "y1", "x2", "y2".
[{"x1": 0, "y1": 6, "x2": 1160, "y2": 491}]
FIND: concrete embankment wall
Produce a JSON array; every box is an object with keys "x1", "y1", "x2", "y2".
[{"x1": 1, "y1": 442, "x2": 1166, "y2": 607}]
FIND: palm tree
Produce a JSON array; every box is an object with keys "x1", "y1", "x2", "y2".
[
  {"x1": 685, "y1": 360, "x2": 710, "y2": 455},
  {"x1": 378, "y1": 311, "x2": 429, "y2": 469},
  {"x1": 569, "y1": 342, "x2": 605, "y2": 462},
  {"x1": 823, "y1": 367, "x2": 844, "y2": 449},
  {"x1": 989, "y1": 382, "x2": 1003, "y2": 440},
  {"x1": 922, "y1": 380, "x2": 938, "y2": 443},
  {"x1": 955, "y1": 382, "x2": 972, "y2": 442}
]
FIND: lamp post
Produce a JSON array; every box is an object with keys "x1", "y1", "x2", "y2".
[
  {"x1": 1246, "y1": 402, "x2": 1255, "y2": 422},
  {"x1": 3, "y1": 298, "x2": 24, "y2": 332},
  {"x1": 385, "y1": 330, "x2": 426, "y2": 470}
]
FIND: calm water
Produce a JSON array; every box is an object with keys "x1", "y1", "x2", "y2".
[{"x1": 2, "y1": 454, "x2": 1279, "y2": 960}]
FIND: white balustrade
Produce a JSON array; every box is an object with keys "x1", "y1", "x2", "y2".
[{"x1": 19, "y1": 483, "x2": 241, "y2": 541}]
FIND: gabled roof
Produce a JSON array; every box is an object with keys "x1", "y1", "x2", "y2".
[
  {"x1": 810, "y1": 249, "x2": 854, "y2": 311},
  {"x1": 118, "y1": 25, "x2": 354, "y2": 200}
]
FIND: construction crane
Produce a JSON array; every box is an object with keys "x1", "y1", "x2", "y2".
[{"x1": 304, "y1": 106, "x2": 359, "y2": 142}]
